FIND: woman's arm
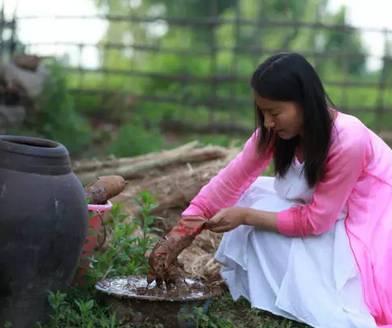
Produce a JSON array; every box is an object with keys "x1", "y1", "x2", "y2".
[
  {"x1": 244, "y1": 208, "x2": 278, "y2": 231},
  {"x1": 277, "y1": 121, "x2": 369, "y2": 237},
  {"x1": 205, "y1": 207, "x2": 278, "y2": 233},
  {"x1": 207, "y1": 118, "x2": 369, "y2": 237},
  {"x1": 182, "y1": 129, "x2": 273, "y2": 219}
]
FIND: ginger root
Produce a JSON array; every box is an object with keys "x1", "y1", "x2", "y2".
[{"x1": 85, "y1": 175, "x2": 126, "y2": 204}]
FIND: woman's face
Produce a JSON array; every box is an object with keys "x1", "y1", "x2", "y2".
[{"x1": 254, "y1": 93, "x2": 304, "y2": 140}]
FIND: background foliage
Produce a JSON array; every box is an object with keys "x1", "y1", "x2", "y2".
[{"x1": 9, "y1": 0, "x2": 392, "y2": 157}]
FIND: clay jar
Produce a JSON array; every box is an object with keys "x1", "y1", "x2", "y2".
[{"x1": 0, "y1": 135, "x2": 87, "y2": 327}]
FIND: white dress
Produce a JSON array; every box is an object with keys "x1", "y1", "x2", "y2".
[{"x1": 215, "y1": 159, "x2": 377, "y2": 328}]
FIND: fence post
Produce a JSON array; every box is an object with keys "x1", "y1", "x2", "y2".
[
  {"x1": 0, "y1": 5, "x2": 4, "y2": 60},
  {"x1": 9, "y1": 12, "x2": 17, "y2": 55},
  {"x1": 340, "y1": 25, "x2": 349, "y2": 114},
  {"x1": 78, "y1": 43, "x2": 85, "y2": 90},
  {"x1": 208, "y1": 0, "x2": 218, "y2": 125},
  {"x1": 230, "y1": 0, "x2": 241, "y2": 121},
  {"x1": 375, "y1": 29, "x2": 389, "y2": 131}
]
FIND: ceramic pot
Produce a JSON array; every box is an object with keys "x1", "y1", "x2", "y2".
[{"x1": 0, "y1": 135, "x2": 87, "y2": 327}]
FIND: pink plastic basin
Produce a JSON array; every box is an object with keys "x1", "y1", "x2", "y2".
[
  {"x1": 84, "y1": 201, "x2": 113, "y2": 258},
  {"x1": 75, "y1": 201, "x2": 113, "y2": 284}
]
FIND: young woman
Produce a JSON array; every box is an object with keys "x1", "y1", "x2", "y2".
[{"x1": 147, "y1": 53, "x2": 392, "y2": 328}]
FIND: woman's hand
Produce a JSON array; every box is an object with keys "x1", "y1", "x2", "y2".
[
  {"x1": 147, "y1": 216, "x2": 206, "y2": 287},
  {"x1": 205, "y1": 207, "x2": 249, "y2": 233}
]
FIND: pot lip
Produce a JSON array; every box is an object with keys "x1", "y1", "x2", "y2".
[
  {"x1": 0, "y1": 135, "x2": 68, "y2": 158},
  {"x1": 88, "y1": 201, "x2": 113, "y2": 213}
]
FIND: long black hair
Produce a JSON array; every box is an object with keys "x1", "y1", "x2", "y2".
[{"x1": 250, "y1": 52, "x2": 334, "y2": 187}]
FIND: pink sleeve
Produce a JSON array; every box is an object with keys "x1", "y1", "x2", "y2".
[
  {"x1": 277, "y1": 124, "x2": 369, "y2": 236},
  {"x1": 182, "y1": 129, "x2": 272, "y2": 219}
]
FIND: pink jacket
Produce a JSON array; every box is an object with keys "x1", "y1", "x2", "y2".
[{"x1": 182, "y1": 112, "x2": 392, "y2": 326}]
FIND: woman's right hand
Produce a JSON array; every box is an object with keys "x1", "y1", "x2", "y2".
[{"x1": 147, "y1": 216, "x2": 207, "y2": 287}]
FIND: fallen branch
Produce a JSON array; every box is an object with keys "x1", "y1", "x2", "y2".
[
  {"x1": 73, "y1": 141, "x2": 199, "y2": 173},
  {"x1": 77, "y1": 145, "x2": 230, "y2": 185},
  {"x1": 113, "y1": 148, "x2": 238, "y2": 216}
]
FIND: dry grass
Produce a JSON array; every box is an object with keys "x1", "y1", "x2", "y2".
[{"x1": 178, "y1": 230, "x2": 223, "y2": 281}]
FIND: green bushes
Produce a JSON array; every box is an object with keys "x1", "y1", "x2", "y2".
[
  {"x1": 86, "y1": 194, "x2": 159, "y2": 283},
  {"x1": 42, "y1": 291, "x2": 118, "y2": 328},
  {"x1": 108, "y1": 120, "x2": 164, "y2": 157},
  {"x1": 26, "y1": 61, "x2": 92, "y2": 155}
]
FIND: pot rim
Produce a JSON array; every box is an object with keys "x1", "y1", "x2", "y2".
[
  {"x1": 88, "y1": 201, "x2": 113, "y2": 213},
  {"x1": 0, "y1": 135, "x2": 68, "y2": 158}
]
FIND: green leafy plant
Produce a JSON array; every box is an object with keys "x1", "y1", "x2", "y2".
[
  {"x1": 39, "y1": 290, "x2": 117, "y2": 328},
  {"x1": 192, "y1": 306, "x2": 234, "y2": 328},
  {"x1": 85, "y1": 194, "x2": 159, "y2": 284},
  {"x1": 41, "y1": 196, "x2": 158, "y2": 327},
  {"x1": 135, "y1": 191, "x2": 162, "y2": 240}
]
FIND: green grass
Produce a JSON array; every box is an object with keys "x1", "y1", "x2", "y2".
[
  {"x1": 199, "y1": 293, "x2": 310, "y2": 328},
  {"x1": 131, "y1": 293, "x2": 312, "y2": 327}
]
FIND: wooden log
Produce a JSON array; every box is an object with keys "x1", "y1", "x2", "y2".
[
  {"x1": 113, "y1": 148, "x2": 238, "y2": 217},
  {"x1": 77, "y1": 145, "x2": 230, "y2": 185},
  {"x1": 73, "y1": 141, "x2": 199, "y2": 173}
]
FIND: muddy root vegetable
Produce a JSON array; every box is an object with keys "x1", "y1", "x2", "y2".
[
  {"x1": 147, "y1": 216, "x2": 206, "y2": 287},
  {"x1": 85, "y1": 175, "x2": 126, "y2": 204}
]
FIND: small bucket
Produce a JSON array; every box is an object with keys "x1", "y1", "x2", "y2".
[
  {"x1": 84, "y1": 201, "x2": 113, "y2": 257},
  {"x1": 74, "y1": 201, "x2": 113, "y2": 285}
]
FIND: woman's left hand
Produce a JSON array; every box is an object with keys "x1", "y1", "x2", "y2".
[{"x1": 205, "y1": 207, "x2": 249, "y2": 233}]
